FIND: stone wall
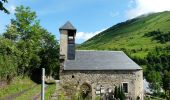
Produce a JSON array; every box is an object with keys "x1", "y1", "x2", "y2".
[
  {"x1": 60, "y1": 70, "x2": 143, "y2": 100},
  {"x1": 60, "y1": 30, "x2": 68, "y2": 59}
]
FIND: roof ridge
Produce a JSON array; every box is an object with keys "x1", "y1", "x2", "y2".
[{"x1": 76, "y1": 50, "x2": 123, "y2": 52}]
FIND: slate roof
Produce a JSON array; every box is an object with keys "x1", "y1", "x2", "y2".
[
  {"x1": 59, "y1": 21, "x2": 76, "y2": 30},
  {"x1": 64, "y1": 50, "x2": 142, "y2": 70}
]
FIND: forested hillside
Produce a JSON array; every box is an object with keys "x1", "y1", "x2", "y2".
[{"x1": 79, "y1": 11, "x2": 170, "y2": 97}]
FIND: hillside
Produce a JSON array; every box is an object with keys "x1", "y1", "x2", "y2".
[
  {"x1": 78, "y1": 11, "x2": 170, "y2": 58},
  {"x1": 78, "y1": 12, "x2": 170, "y2": 95}
]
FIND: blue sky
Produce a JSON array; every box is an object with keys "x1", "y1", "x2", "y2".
[{"x1": 1, "y1": 0, "x2": 170, "y2": 43}]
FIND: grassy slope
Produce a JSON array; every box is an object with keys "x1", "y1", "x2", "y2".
[{"x1": 78, "y1": 11, "x2": 170, "y2": 58}]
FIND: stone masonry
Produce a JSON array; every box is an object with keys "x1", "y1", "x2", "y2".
[{"x1": 60, "y1": 70, "x2": 143, "y2": 100}]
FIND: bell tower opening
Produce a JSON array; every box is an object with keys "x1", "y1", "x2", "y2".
[
  {"x1": 67, "y1": 30, "x2": 76, "y2": 60},
  {"x1": 59, "y1": 21, "x2": 76, "y2": 60}
]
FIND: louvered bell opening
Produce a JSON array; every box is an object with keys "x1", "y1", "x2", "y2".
[
  {"x1": 67, "y1": 31, "x2": 75, "y2": 60},
  {"x1": 68, "y1": 44, "x2": 75, "y2": 60}
]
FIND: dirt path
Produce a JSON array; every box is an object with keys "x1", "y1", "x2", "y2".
[
  {"x1": 0, "y1": 84, "x2": 37, "y2": 100},
  {"x1": 0, "y1": 81, "x2": 7, "y2": 89}
]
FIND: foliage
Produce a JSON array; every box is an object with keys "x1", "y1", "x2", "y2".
[
  {"x1": 0, "y1": 37, "x2": 19, "y2": 82},
  {"x1": 0, "y1": 0, "x2": 9, "y2": 14},
  {"x1": 162, "y1": 70, "x2": 170, "y2": 99},
  {"x1": 114, "y1": 86, "x2": 125, "y2": 100},
  {"x1": 114, "y1": 86, "x2": 118, "y2": 98},
  {"x1": 132, "y1": 47, "x2": 170, "y2": 95},
  {"x1": 146, "y1": 71, "x2": 162, "y2": 94},
  {"x1": 45, "y1": 84, "x2": 56, "y2": 100},
  {"x1": 0, "y1": 5, "x2": 59, "y2": 83},
  {"x1": 144, "y1": 30, "x2": 170, "y2": 43}
]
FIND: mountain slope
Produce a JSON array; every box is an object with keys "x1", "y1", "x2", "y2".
[
  {"x1": 78, "y1": 11, "x2": 170, "y2": 58},
  {"x1": 78, "y1": 11, "x2": 170, "y2": 95}
]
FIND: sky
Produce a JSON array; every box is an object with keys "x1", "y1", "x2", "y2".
[{"x1": 1, "y1": 0, "x2": 170, "y2": 44}]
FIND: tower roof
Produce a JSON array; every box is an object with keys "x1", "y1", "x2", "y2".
[{"x1": 59, "y1": 21, "x2": 76, "y2": 30}]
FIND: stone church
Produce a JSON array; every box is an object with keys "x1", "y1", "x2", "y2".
[{"x1": 59, "y1": 21, "x2": 143, "y2": 100}]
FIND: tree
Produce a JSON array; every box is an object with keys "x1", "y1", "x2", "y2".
[
  {"x1": 120, "y1": 86, "x2": 125, "y2": 99},
  {"x1": 0, "y1": 0, "x2": 9, "y2": 14},
  {"x1": 3, "y1": 24, "x2": 19, "y2": 41},
  {"x1": 146, "y1": 71, "x2": 162, "y2": 94},
  {"x1": 7, "y1": 6, "x2": 42, "y2": 76},
  {"x1": 114, "y1": 85, "x2": 125, "y2": 100},
  {"x1": 163, "y1": 70, "x2": 170, "y2": 97},
  {"x1": 114, "y1": 86, "x2": 118, "y2": 99},
  {"x1": 38, "y1": 30, "x2": 59, "y2": 79},
  {"x1": 0, "y1": 37, "x2": 19, "y2": 83},
  {"x1": 1, "y1": 5, "x2": 59, "y2": 83}
]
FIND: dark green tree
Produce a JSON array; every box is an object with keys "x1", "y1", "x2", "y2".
[
  {"x1": 0, "y1": 36, "x2": 19, "y2": 83},
  {"x1": 163, "y1": 70, "x2": 170, "y2": 97},
  {"x1": 114, "y1": 85, "x2": 125, "y2": 100},
  {"x1": 120, "y1": 86, "x2": 125, "y2": 99},
  {"x1": 114, "y1": 86, "x2": 118, "y2": 98},
  {"x1": 1, "y1": 5, "x2": 60, "y2": 83},
  {"x1": 0, "y1": 0, "x2": 9, "y2": 14},
  {"x1": 146, "y1": 71, "x2": 162, "y2": 94}
]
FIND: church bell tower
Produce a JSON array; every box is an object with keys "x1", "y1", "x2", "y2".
[{"x1": 59, "y1": 21, "x2": 76, "y2": 60}]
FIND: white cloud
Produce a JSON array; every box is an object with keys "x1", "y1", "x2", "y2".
[
  {"x1": 76, "y1": 29, "x2": 106, "y2": 41},
  {"x1": 9, "y1": 5, "x2": 16, "y2": 14},
  {"x1": 127, "y1": 0, "x2": 170, "y2": 19}
]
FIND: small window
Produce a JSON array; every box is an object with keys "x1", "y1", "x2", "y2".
[
  {"x1": 122, "y1": 83, "x2": 128, "y2": 93},
  {"x1": 72, "y1": 75, "x2": 75, "y2": 78}
]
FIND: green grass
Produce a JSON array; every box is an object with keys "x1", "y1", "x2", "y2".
[
  {"x1": 0, "y1": 76, "x2": 36, "y2": 99},
  {"x1": 0, "y1": 77, "x2": 56, "y2": 99},
  {"x1": 14, "y1": 85, "x2": 41, "y2": 100},
  {"x1": 145, "y1": 96, "x2": 166, "y2": 100},
  {"x1": 45, "y1": 84, "x2": 56, "y2": 100},
  {"x1": 58, "y1": 92, "x2": 65, "y2": 100},
  {"x1": 14, "y1": 84, "x2": 56, "y2": 100},
  {"x1": 95, "y1": 96, "x2": 100, "y2": 100},
  {"x1": 78, "y1": 11, "x2": 170, "y2": 58}
]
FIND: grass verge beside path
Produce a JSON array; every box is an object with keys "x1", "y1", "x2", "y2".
[
  {"x1": 45, "y1": 84, "x2": 56, "y2": 100},
  {"x1": 14, "y1": 85, "x2": 41, "y2": 100},
  {"x1": 0, "y1": 76, "x2": 35, "y2": 99},
  {"x1": 15, "y1": 84, "x2": 56, "y2": 100}
]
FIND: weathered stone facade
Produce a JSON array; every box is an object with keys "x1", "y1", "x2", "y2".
[
  {"x1": 59, "y1": 21, "x2": 143, "y2": 100},
  {"x1": 60, "y1": 70, "x2": 143, "y2": 100}
]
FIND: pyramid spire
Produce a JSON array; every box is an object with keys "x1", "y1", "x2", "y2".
[{"x1": 59, "y1": 21, "x2": 76, "y2": 30}]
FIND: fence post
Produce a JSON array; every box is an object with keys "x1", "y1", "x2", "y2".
[{"x1": 41, "y1": 68, "x2": 45, "y2": 100}]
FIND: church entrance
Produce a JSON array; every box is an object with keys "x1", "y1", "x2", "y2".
[{"x1": 79, "y1": 83, "x2": 92, "y2": 100}]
